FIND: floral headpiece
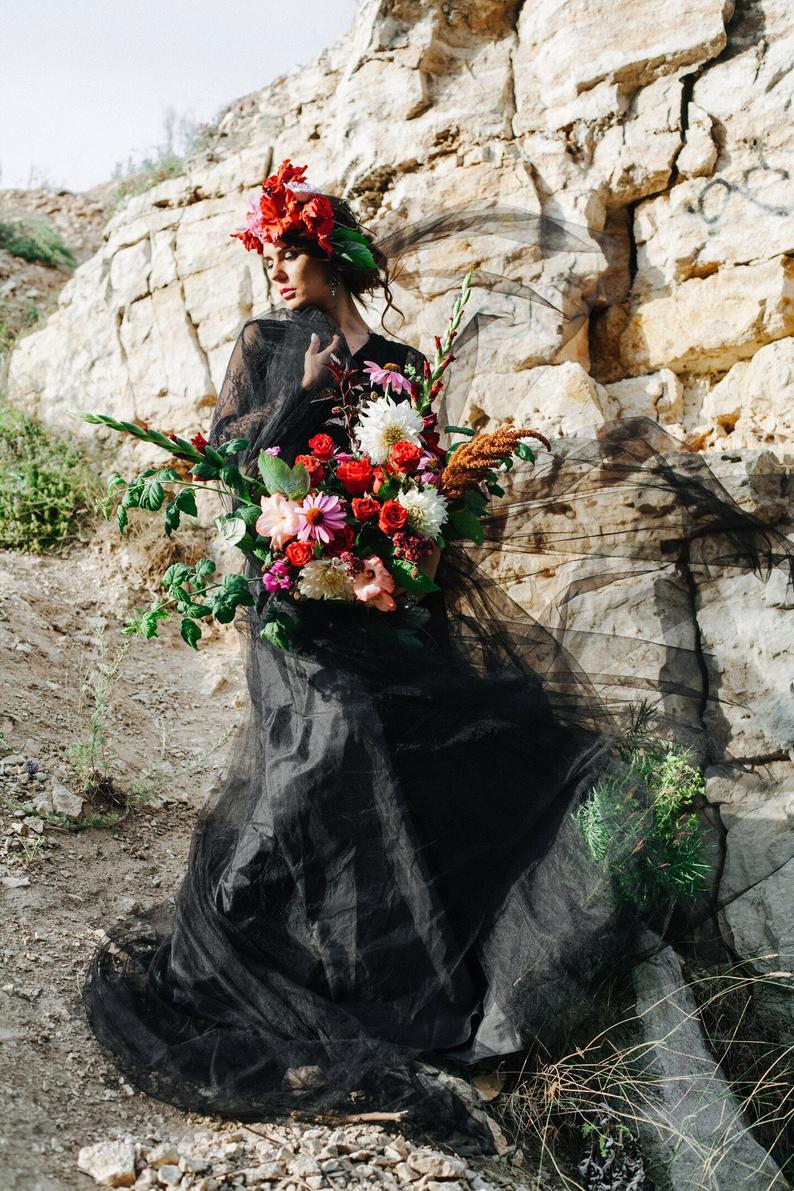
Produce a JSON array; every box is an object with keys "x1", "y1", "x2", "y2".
[{"x1": 231, "y1": 158, "x2": 378, "y2": 271}]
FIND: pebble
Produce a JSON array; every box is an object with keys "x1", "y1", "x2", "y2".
[
  {"x1": 75, "y1": 1123, "x2": 509, "y2": 1190},
  {"x1": 51, "y1": 778, "x2": 85, "y2": 818}
]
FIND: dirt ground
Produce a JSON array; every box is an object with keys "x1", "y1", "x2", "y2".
[{"x1": 0, "y1": 544, "x2": 542, "y2": 1191}]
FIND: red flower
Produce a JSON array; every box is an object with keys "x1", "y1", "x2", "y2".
[
  {"x1": 337, "y1": 459, "x2": 374, "y2": 496},
  {"x1": 307, "y1": 433, "x2": 335, "y2": 461},
  {"x1": 325, "y1": 524, "x2": 356, "y2": 558},
  {"x1": 351, "y1": 496, "x2": 380, "y2": 522},
  {"x1": 285, "y1": 540, "x2": 315, "y2": 568},
  {"x1": 190, "y1": 432, "x2": 208, "y2": 454},
  {"x1": 295, "y1": 454, "x2": 324, "y2": 486},
  {"x1": 378, "y1": 499, "x2": 408, "y2": 535},
  {"x1": 389, "y1": 440, "x2": 422, "y2": 474},
  {"x1": 301, "y1": 195, "x2": 335, "y2": 255},
  {"x1": 371, "y1": 465, "x2": 390, "y2": 495}
]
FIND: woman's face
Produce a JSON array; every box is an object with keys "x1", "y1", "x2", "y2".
[{"x1": 261, "y1": 241, "x2": 331, "y2": 309}]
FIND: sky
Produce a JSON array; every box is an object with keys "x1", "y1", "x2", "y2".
[{"x1": 1, "y1": 0, "x2": 358, "y2": 192}]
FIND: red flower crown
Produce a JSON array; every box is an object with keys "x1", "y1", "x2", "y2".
[{"x1": 231, "y1": 158, "x2": 379, "y2": 272}]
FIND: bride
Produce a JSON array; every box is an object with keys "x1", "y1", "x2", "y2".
[{"x1": 83, "y1": 160, "x2": 794, "y2": 1147}]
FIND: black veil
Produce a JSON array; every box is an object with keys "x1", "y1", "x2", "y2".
[{"x1": 82, "y1": 202, "x2": 794, "y2": 1150}]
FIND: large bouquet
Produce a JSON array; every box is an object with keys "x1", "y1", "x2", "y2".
[{"x1": 81, "y1": 275, "x2": 550, "y2": 650}]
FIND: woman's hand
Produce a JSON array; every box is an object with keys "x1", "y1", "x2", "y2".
[{"x1": 301, "y1": 332, "x2": 342, "y2": 391}]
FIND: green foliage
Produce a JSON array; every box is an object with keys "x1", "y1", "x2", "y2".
[
  {"x1": 0, "y1": 214, "x2": 77, "y2": 269},
  {"x1": 0, "y1": 397, "x2": 103, "y2": 552},
  {"x1": 0, "y1": 297, "x2": 39, "y2": 357},
  {"x1": 573, "y1": 704, "x2": 710, "y2": 911},
  {"x1": 104, "y1": 108, "x2": 220, "y2": 219},
  {"x1": 66, "y1": 627, "x2": 131, "y2": 800}
]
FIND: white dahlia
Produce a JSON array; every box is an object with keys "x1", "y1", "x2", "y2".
[
  {"x1": 297, "y1": 558, "x2": 355, "y2": 602},
  {"x1": 397, "y1": 485, "x2": 449, "y2": 538},
  {"x1": 354, "y1": 394, "x2": 425, "y2": 465}
]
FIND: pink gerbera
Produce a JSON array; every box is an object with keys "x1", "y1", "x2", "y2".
[
  {"x1": 363, "y1": 360, "x2": 413, "y2": 396},
  {"x1": 296, "y1": 492, "x2": 347, "y2": 544}
]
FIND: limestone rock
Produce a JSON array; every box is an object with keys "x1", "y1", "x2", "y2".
[
  {"x1": 50, "y1": 778, "x2": 85, "y2": 819},
  {"x1": 696, "y1": 337, "x2": 794, "y2": 450},
  {"x1": 631, "y1": 936, "x2": 785, "y2": 1189},
  {"x1": 77, "y1": 1140, "x2": 137, "y2": 1187}
]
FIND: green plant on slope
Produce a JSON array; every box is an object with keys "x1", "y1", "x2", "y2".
[
  {"x1": 0, "y1": 215, "x2": 77, "y2": 269},
  {"x1": 573, "y1": 702, "x2": 710, "y2": 911},
  {"x1": 0, "y1": 397, "x2": 103, "y2": 552}
]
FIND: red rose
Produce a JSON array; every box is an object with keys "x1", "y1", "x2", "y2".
[
  {"x1": 351, "y1": 496, "x2": 380, "y2": 522},
  {"x1": 285, "y1": 540, "x2": 315, "y2": 568},
  {"x1": 337, "y1": 459, "x2": 374, "y2": 496},
  {"x1": 389, "y1": 440, "x2": 422, "y2": 473},
  {"x1": 294, "y1": 453, "x2": 324, "y2": 486},
  {"x1": 325, "y1": 525, "x2": 356, "y2": 558},
  {"x1": 378, "y1": 499, "x2": 408, "y2": 535},
  {"x1": 307, "y1": 433, "x2": 335, "y2": 461}
]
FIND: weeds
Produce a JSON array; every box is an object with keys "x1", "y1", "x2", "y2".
[
  {"x1": 65, "y1": 621, "x2": 131, "y2": 807},
  {"x1": 491, "y1": 964, "x2": 793, "y2": 1189},
  {"x1": 0, "y1": 215, "x2": 77, "y2": 269},
  {"x1": 104, "y1": 107, "x2": 218, "y2": 219},
  {"x1": 0, "y1": 297, "x2": 39, "y2": 358},
  {"x1": 0, "y1": 395, "x2": 104, "y2": 552}
]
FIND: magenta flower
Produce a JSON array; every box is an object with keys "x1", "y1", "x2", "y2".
[
  {"x1": 264, "y1": 445, "x2": 282, "y2": 456},
  {"x1": 262, "y1": 559, "x2": 293, "y2": 592},
  {"x1": 296, "y1": 492, "x2": 347, "y2": 544},
  {"x1": 363, "y1": 360, "x2": 413, "y2": 396}
]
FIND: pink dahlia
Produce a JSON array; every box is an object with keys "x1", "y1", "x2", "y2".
[
  {"x1": 255, "y1": 492, "x2": 301, "y2": 549},
  {"x1": 363, "y1": 360, "x2": 413, "y2": 396},
  {"x1": 296, "y1": 492, "x2": 347, "y2": 545},
  {"x1": 262, "y1": 559, "x2": 293, "y2": 593}
]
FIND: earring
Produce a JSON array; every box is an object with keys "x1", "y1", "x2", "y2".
[{"x1": 328, "y1": 273, "x2": 339, "y2": 298}]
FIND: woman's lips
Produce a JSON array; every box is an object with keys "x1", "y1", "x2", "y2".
[{"x1": 280, "y1": 287, "x2": 296, "y2": 299}]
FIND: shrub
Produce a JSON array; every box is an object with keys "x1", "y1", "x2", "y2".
[
  {"x1": 0, "y1": 396, "x2": 103, "y2": 552},
  {"x1": 573, "y1": 704, "x2": 710, "y2": 911},
  {"x1": 0, "y1": 215, "x2": 77, "y2": 269}
]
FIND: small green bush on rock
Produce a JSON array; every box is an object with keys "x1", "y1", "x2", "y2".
[
  {"x1": 0, "y1": 397, "x2": 103, "y2": 552},
  {"x1": 0, "y1": 215, "x2": 77, "y2": 270}
]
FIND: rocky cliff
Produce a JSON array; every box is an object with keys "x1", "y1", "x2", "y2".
[{"x1": 6, "y1": 0, "x2": 794, "y2": 1013}]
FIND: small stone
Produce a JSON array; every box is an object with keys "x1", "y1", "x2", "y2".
[
  {"x1": 156, "y1": 1165, "x2": 181, "y2": 1186},
  {"x1": 51, "y1": 779, "x2": 84, "y2": 819},
  {"x1": 148, "y1": 1143, "x2": 180, "y2": 1167},
  {"x1": 23, "y1": 816, "x2": 44, "y2": 835},
  {"x1": 77, "y1": 1139, "x2": 137, "y2": 1187},
  {"x1": 406, "y1": 1151, "x2": 465, "y2": 1179},
  {"x1": 1, "y1": 875, "x2": 30, "y2": 889},
  {"x1": 288, "y1": 1154, "x2": 321, "y2": 1176}
]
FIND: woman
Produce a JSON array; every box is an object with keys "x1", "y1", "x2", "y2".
[{"x1": 83, "y1": 161, "x2": 794, "y2": 1148}]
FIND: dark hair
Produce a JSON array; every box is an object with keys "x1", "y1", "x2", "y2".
[{"x1": 279, "y1": 194, "x2": 404, "y2": 334}]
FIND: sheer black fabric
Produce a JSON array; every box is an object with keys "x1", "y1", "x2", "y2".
[{"x1": 82, "y1": 207, "x2": 794, "y2": 1149}]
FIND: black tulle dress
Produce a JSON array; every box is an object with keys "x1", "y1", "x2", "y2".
[{"x1": 83, "y1": 234, "x2": 794, "y2": 1149}]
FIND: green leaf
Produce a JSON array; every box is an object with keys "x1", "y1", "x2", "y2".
[
  {"x1": 215, "y1": 514, "x2": 248, "y2": 546},
  {"x1": 191, "y1": 460, "x2": 220, "y2": 479},
  {"x1": 121, "y1": 478, "x2": 144, "y2": 508},
  {"x1": 180, "y1": 619, "x2": 202, "y2": 650},
  {"x1": 258, "y1": 453, "x2": 310, "y2": 499},
  {"x1": 158, "y1": 466, "x2": 181, "y2": 481},
  {"x1": 174, "y1": 488, "x2": 198, "y2": 516},
  {"x1": 141, "y1": 607, "x2": 169, "y2": 639},
  {"x1": 116, "y1": 504, "x2": 128, "y2": 534},
  {"x1": 107, "y1": 472, "x2": 126, "y2": 492},
  {"x1": 203, "y1": 444, "x2": 226, "y2": 467},
  {"x1": 329, "y1": 226, "x2": 379, "y2": 271},
  {"x1": 139, "y1": 476, "x2": 165, "y2": 511},
  {"x1": 195, "y1": 558, "x2": 216, "y2": 583},
  {"x1": 464, "y1": 487, "x2": 488, "y2": 515},
  {"x1": 219, "y1": 437, "x2": 251, "y2": 457},
  {"x1": 236, "y1": 503, "x2": 264, "y2": 528},
  {"x1": 485, "y1": 480, "x2": 505, "y2": 497},
  {"x1": 259, "y1": 608, "x2": 294, "y2": 650},
  {"x1": 449, "y1": 506, "x2": 484, "y2": 544},
  {"x1": 377, "y1": 476, "x2": 399, "y2": 501},
  {"x1": 388, "y1": 558, "x2": 440, "y2": 594},
  {"x1": 163, "y1": 501, "x2": 181, "y2": 537},
  {"x1": 516, "y1": 441, "x2": 536, "y2": 463},
  {"x1": 444, "y1": 425, "x2": 476, "y2": 436},
  {"x1": 163, "y1": 563, "x2": 192, "y2": 589}
]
